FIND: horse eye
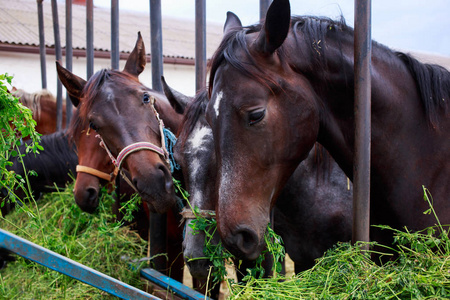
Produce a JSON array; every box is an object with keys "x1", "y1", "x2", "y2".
[
  {"x1": 89, "y1": 121, "x2": 98, "y2": 131},
  {"x1": 143, "y1": 93, "x2": 151, "y2": 104},
  {"x1": 248, "y1": 109, "x2": 266, "y2": 125}
]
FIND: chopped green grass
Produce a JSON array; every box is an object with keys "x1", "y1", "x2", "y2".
[
  {"x1": 227, "y1": 187, "x2": 450, "y2": 299},
  {"x1": 0, "y1": 184, "x2": 148, "y2": 299},
  {"x1": 229, "y1": 230, "x2": 450, "y2": 299}
]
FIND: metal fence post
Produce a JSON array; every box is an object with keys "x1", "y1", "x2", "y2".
[
  {"x1": 148, "y1": 0, "x2": 167, "y2": 275},
  {"x1": 37, "y1": 0, "x2": 47, "y2": 90},
  {"x1": 259, "y1": 0, "x2": 272, "y2": 20},
  {"x1": 111, "y1": 0, "x2": 120, "y2": 70},
  {"x1": 51, "y1": 0, "x2": 63, "y2": 131},
  {"x1": 352, "y1": 0, "x2": 372, "y2": 248},
  {"x1": 86, "y1": 0, "x2": 94, "y2": 79},
  {"x1": 149, "y1": 0, "x2": 163, "y2": 92},
  {"x1": 65, "y1": 0, "x2": 73, "y2": 126},
  {"x1": 195, "y1": 0, "x2": 206, "y2": 92}
]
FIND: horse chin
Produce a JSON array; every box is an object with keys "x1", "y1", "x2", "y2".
[
  {"x1": 185, "y1": 259, "x2": 214, "y2": 279},
  {"x1": 140, "y1": 193, "x2": 176, "y2": 214}
]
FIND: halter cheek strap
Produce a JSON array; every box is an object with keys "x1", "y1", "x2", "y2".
[{"x1": 95, "y1": 96, "x2": 171, "y2": 193}]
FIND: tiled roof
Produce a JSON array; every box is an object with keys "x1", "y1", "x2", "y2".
[
  {"x1": 0, "y1": 0, "x2": 223, "y2": 60},
  {"x1": 2, "y1": 0, "x2": 450, "y2": 69}
]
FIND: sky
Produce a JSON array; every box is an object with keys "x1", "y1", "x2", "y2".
[{"x1": 93, "y1": 0, "x2": 450, "y2": 57}]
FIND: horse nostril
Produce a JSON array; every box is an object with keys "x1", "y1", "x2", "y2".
[
  {"x1": 234, "y1": 227, "x2": 260, "y2": 261},
  {"x1": 86, "y1": 187, "x2": 98, "y2": 202}
]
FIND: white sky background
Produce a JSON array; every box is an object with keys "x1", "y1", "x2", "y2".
[{"x1": 93, "y1": 0, "x2": 450, "y2": 57}]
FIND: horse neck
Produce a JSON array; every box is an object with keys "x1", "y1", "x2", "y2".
[{"x1": 312, "y1": 44, "x2": 422, "y2": 180}]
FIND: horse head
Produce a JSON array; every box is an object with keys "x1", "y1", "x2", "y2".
[
  {"x1": 57, "y1": 33, "x2": 182, "y2": 214},
  {"x1": 162, "y1": 79, "x2": 219, "y2": 278},
  {"x1": 206, "y1": 0, "x2": 320, "y2": 260}
]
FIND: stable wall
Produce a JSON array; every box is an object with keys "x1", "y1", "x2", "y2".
[{"x1": 0, "y1": 51, "x2": 197, "y2": 97}]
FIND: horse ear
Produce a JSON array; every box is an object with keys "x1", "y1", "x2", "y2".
[
  {"x1": 123, "y1": 32, "x2": 146, "y2": 77},
  {"x1": 161, "y1": 76, "x2": 191, "y2": 114},
  {"x1": 223, "y1": 12, "x2": 243, "y2": 35},
  {"x1": 56, "y1": 61, "x2": 86, "y2": 108},
  {"x1": 254, "y1": 0, "x2": 291, "y2": 55}
]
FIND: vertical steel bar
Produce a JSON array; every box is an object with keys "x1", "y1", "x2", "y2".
[
  {"x1": 111, "y1": 0, "x2": 120, "y2": 70},
  {"x1": 51, "y1": 0, "x2": 63, "y2": 131},
  {"x1": 195, "y1": 0, "x2": 206, "y2": 92},
  {"x1": 149, "y1": 0, "x2": 163, "y2": 92},
  {"x1": 148, "y1": 0, "x2": 166, "y2": 275},
  {"x1": 352, "y1": 0, "x2": 372, "y2": 248},
  {"x1": 86, "y1": 0, "x2": 94, "y2": 79},
  {"x1": 65, "y1": 0, "x2": 73, "y2": 126},
  {"x1": 259, "y1": 0, "x2": 272, "y2": 21},
  {"x1": 36, "y1": 0, "x2": 47, "y2": 89}
]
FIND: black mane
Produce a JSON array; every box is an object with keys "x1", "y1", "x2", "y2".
[{"x1": 208, "y1": 15, "x2": 449, "y2": 127}]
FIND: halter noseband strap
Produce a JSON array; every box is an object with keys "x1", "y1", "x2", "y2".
[
  {"x1": 76, "y1": 165, "x2": 117, "y2": 182},
  {"x1": 116, "y1": 142, "x2": 166, "y2": 170}
]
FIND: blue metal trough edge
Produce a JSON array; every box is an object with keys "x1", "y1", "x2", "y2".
[
  {"x1": 0, "y1": 228, "x2": 160, "y2": 300},
  {"x1": 140, "y1": 268, "x2": 210, "y2": 300}
]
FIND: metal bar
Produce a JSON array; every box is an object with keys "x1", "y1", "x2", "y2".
[
  {"x1": 0, "y1": 229, "x2": 160, "y2": 300},
  {"x1": 111, "y1": 0, "x2": 120, "y2": 70},
  {"x1": 141, "y1": 268, "x2": 209, "y2": 300},
  {"x1": 352, "y1": 0, "x2": 372, "y2": 248},
  {"x1": 65, "y1": 0, "x2": 73, "y2": 126},
  {"x1": 195, "y1": 0, "x2": 206, "y2": 92},
  {"x1": 51, "y1": 0, "x2": 63, "y2": 131},
  {"x1": 148, "y1": 0, "x2": 167, "y2": 275},
  {"x1": 259, "y1": 0, "x2": 272, "y2": 21},
  {"x1": 36, "y1": 0, "x2": 47, "y2": 89},
  {"x1": 86, "y1": 0, "x2": 94, "y2": 78},
  {"x1": 149, "y1": 0, "x2": 163, "y2": 92}
]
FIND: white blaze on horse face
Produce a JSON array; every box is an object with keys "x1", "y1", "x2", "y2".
[
  {"x1": 189, "y1": 125, "x2": 211, "y2": 153},
  {"x1": 213, "y1": 90, "x2": 223, "y2": 118},
  {"x1": 187, "y1": 123, "x2": 212, "y2": 207}
]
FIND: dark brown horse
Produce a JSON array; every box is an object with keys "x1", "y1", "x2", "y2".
[
  {"x1": 165, "y1": 82, "x2": 352, "y2": 278},
  {"x1": 12, "y1": 88, "x2": 66, "y2": 134},
  {"x1": 1, "y1": 131, "x2": 78, "y2": 216},
  {"x1": 206, "y1": 0, "x2": 450, "y2": 260},
  {"x1": 56, "y1": 33, "x2": 183, "y2": 214}
]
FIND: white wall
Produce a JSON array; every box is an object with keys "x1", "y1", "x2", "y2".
[{"x1": 0, "y1": 51, "x2": 197, "y2": 97}]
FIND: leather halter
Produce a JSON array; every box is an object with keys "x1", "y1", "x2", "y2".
[{"x1": 95, "y1": 95, "x2": 170, "y2": 193}]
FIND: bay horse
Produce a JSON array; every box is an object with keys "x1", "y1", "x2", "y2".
[
  {"x1": 165, "y1": 81, "x2": 352, "y2": 277},
  {"x1": 65, "y1": 95, "x2": 186, "y2": 284},
  {"x1": 58, "y1": 34, "x2": 212, "y2": 292},
  {"x1": 206, "y1": 0, "x2": 450, "y2": 260},
  {"x1": 56, "y1": 32, "x2": 183, "y2": 214},
  {"x1": 1, "y1": 130, "x2": 78, "y2": 216},
  {"x1": 12, "y1": 88, "x2": 66, "y2": 134}
]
